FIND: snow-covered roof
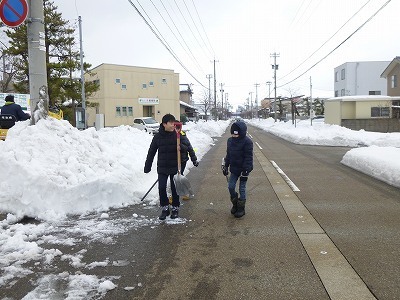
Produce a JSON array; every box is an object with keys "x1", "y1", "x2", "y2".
[
  {"x1": 180, "y1": 101, "x2": 197, "y2": 110},
  {"x1": 327, "y1": 95, "x2": 400, "y2": 102}
]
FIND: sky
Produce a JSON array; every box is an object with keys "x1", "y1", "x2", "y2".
[
  {"x1": 51, "y1": 0, "x2": 400, "y2": 109},
  {"x1": 1, "y1": 117, "x2": 400, "y2": 298}
]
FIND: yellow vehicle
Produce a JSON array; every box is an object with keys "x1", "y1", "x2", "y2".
[{"x1": 49, "y1": 109, "x2": 63, "y2": 120}]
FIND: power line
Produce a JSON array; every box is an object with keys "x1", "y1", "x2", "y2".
[
  {"x1": 278, "y1": 0, "x2": 391, "y2": 89},
  {"x1": 280, "y1": 0, "x2": 372, "y2": 81},
  {"x1": 182, "y1": 0, "x2": 214, "y2": 59},
  {"x1": 153, "y1": 0, "x2": 205, "y2": 74},
  {"x1": 128, "y1": 0, "x2": 207, "y2": 88},
  {"x1": 190, "y1": 0, "x2": 215, "y2": 57}
]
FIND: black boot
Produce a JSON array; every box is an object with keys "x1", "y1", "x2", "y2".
[
  {"x1": 159, "y1": 206, "x2": 170, "y2": 220},
  {"x1": 234, "y1": 199, "x2": 246, "y2": 218},
  {"x1": 170, "y1": 206, "x2": 179, "y2": 219},
  {"x1": 230, "y1": 192, "x2": 238, "y2": 214}
]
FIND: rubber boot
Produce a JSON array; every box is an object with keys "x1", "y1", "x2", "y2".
[
  {"x1": 234, "y1": 199, "x2": 246, "y2": 218},
  {"x1": 230, "y1": 192, "x2": 238, "y2": 214}
]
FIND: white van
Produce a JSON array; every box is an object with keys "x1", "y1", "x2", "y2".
[{"x1": 133, "y1": 117, "x2": 160, "y2": 134}]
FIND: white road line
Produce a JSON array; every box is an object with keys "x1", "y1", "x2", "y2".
[
  {"x1": 248, "y1": 133, "x2": 253, "y2": 138},
  {"x1": 270, "y1": 160, "x2": 300, "y2": 191},
  {"x1": 255, "y1": 142, "x2": 263, "y2": 150}
]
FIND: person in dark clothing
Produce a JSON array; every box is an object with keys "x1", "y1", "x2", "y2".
[
  {"x1": 0, "y1": 95, "x2": 30, "y2": 122},
  {"x1": 176, "y1": 123, "x2": 198, "y2": 175},
  {"x1": 144, "y1": 113, "x2": 181, "y2": 220},
  {"x1": 222, "y1": 120, "x2": 253, "y2": 218}
]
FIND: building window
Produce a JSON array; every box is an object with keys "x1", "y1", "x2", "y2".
[
  {"x1": 161, "y1": 78, "x2": 167, "y2": 84},
  {"x1": 116, "y1": 106, "x2": 121, "y2": 116},
  {"x1": 369, "y1": 91, "x2": 381, "y2": 95},
  {"x1": 128, "y1": 107, "x2": 133, "y2": 116},
  {"x1": 121, "y1": 84, "x2": 127, "y2": 90},
  {"x1": 371, "y1": 107, "x2": 390, "y2": 117},
  {"x1": 341, "y1": 69, "x2": 345, "y2": 80},
  {"x1": 115, "y1": 78, "x2": 121, "y2": 84},
  {"x1": 142, "y1": 83, "x2": 147, "y2": 89},
  {"x1": 335, "y1": 90, "x2": 339, "y2": 97},
  {"x1": 335, "y1": 71, "x2": 338, "y2": 82},
  {"x1": 340, "y1": 89, "x2": 345, "y2": 96},
  {"x1": 122, "y1": 106, "x2": 127, "y2": 116},
  {"x1": 149, "y1": 81, "x2": 154, "y2": 87},
  {"x1": 391, "y1": 75, "x2": 397, "y2": 88}
]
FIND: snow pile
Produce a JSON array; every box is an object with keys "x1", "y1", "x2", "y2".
[{"x1": 0, "y1": 119, "x2": 229, "y2": 221}]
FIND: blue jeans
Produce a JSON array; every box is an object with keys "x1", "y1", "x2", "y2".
[
  {"x1": 228, "y1": 173, "x2": 247, "y2": 200},
  {"x1": 158, "y1": 173, "x2": 179, "y2": 207}
]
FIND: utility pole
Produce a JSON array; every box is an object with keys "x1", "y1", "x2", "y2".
[
  {"x1": 266, "y1": 81, "x2": 271, "y2": 98},
  {"x1": 310, "y1": 76, "x2": 313, "y2": 126},
  {"x1": 206, "y1": 74, "x2": 212, "y2": 120},
  {"x1": 220, "y1": 83, "x2": 224, "y2": 119},
  {"x1": 78, "y1": 16, "x2": 86, "y2": 129},
  {"x1": 249, "y1": 92, "x2": 253, "y2": 119},
  {"x1": 270, "y1": 52, "x2": 280, "y2": 122},
  {"x1": 225, "y1": 92, "x2": 228, "y2": 118},
  {"x1": 254, "y1": 83, "x2": 260, "y2": 118},
  {"x1": 213, "y1": 59, "x2": 218, "y2": 120},
  {"x1": 27, "y1": 0, "x2": 48, "y2": 125}
]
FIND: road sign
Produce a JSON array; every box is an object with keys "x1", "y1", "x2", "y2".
[{"x1": 0, "y1": 0, "x2": 28, "y2": 28}]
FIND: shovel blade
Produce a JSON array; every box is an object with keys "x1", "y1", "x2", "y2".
[{"x1": 173, "y1": 173, "x2": 193, "y2": 196}]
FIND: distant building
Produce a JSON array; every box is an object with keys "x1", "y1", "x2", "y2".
[
  {"x1": 380, "y1": 56, "x2": 400, "y2": 97},
  {"x1": 85, "y1": 63, "x2": 180, "y2": 128},
  {"x1": 334, "y1": 61, "x2": 389, "y2": 97},
  {"x1": 325, "y1": 95, "x2": 400, "y2": 132}
]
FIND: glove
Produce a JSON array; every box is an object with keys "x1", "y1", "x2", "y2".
[
  {"x1": 222, "y1": 166, "x2": 229, "y2": 176},
  {"x1": 144, "y1": 166, "x2": 151, "y2": 173},
  {"x1": 193, "y1": 161, "x2": 199, "y2": 167},
  {"x1": 241, "y1": 170, "x2": 250, "y2": 177}
]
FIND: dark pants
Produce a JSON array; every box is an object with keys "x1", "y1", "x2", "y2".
[
  {"x1": 181, "y1": 161, "x2": 187, "y2": 175},
  {"x1": 158, "y1": 173, "x2": 180, "y2": 207},
  {"x1": 228, "y1": 173, "x2": 247, "y2": 200}
]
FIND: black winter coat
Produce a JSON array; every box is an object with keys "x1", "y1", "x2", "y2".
[
  {"x1": 144, "y1": 124, "x2": 178, "y2": 175},
  {"x1": 1, "y1": 102, "x2": 30, "y2": 121},
  {"x1": 180, "y1": 131, "x2": 197, "y2": 164},
  {"x1": 225, "y1": 121, "x2": 253, "y2": 176}
]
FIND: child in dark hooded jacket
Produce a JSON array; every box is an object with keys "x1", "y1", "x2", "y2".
[{"x1": 222, "y1": 120, "x2": 253, "y2": 218}]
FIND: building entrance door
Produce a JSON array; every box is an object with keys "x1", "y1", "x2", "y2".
[{"x1": 143, "y1": 106, "x2": 154, "y2": 117}]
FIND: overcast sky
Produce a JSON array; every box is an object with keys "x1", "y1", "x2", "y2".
[{"x1": 55, "y1": 0, "x2": 399, "y2": 109}]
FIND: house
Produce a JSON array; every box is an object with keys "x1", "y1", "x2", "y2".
[
  {"x1": 179, "y1": 84, "x2": 198, "y2": 121},
  {"x1": 381, "y1": 56, "x2": 400, "y2": 121},
  {"x1": 334, "y1": 61, "x2": 389, "y2": 97},
  {"x1": 325, "y1": 95, "x2": 400, "y2": 132},
  {"x1": 85, "y1": 63, "x2": 180, "y2": 128}
]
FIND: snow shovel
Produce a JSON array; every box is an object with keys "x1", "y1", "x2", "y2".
[
  {"x1": 141, "y1": 179, "x2": 158, "y2": 202},
  {"x1": 173, "y1": 123, "x2": 193, "y2": 196}
]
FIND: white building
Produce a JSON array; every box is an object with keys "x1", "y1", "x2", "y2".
[{"x1": 334, "y1": 61, "x2": 389, "y2": 97}]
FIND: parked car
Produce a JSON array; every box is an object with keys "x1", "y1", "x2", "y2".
[{"x1": 133, "y1": 117, "x2": 159, "y2": 134}]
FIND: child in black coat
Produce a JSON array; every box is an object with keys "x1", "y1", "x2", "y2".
[{"x1": 222, "y1": 120, "x2": 253, "y2": 218}]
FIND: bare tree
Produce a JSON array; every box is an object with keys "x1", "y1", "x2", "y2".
[{"x1": 198, "y1": 89, "x2": 213, "y2": 121}]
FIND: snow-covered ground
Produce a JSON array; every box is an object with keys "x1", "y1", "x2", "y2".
[{"x1": 1, "y1": 117, "x2": 399, "y2": 298}]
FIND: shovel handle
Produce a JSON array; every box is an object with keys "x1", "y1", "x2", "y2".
[{"x1": 176, "y1": 128, "x2": 181, "y2": 174}]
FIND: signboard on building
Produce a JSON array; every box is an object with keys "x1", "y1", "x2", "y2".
[
  {"x1": 0, "y1": 93, "x2": 30, "y2": 110},
  {"x1": 138, "y1": 98, "x2": 159, "y2": 105}
]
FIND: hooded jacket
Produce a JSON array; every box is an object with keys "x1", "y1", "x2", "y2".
[
  {"x1": 144, "y1": 123, "x2": 178, "y2": 175},
  {"x1": 180, "y1": 130, "x2": 197, "y2": 164},
  {"x1": 225, "y1": 121, "x2": 253, "y2": 176},
  {"x1": 1, "y1": 101, "x2": 30, "y2": 121}
]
